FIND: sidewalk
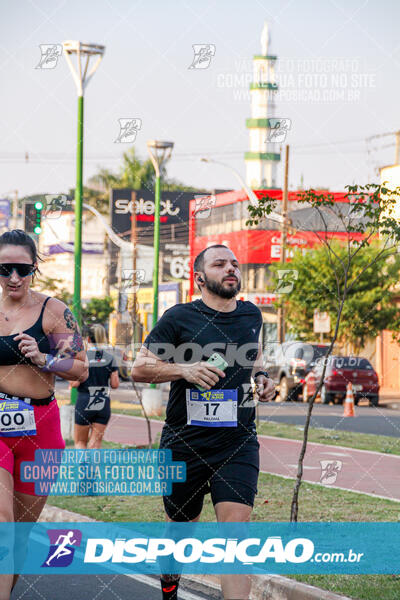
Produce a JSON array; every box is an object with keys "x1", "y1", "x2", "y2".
[
  {"x1": 104, "y1": 414, "x2": 400, "y2": 502},
  {"x1": 379, "y1": 388, "x2": 400, "y2": 409}
]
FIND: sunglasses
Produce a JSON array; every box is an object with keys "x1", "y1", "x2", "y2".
[{"x1": 0, "y1": 263, "x2": 36, "y2": 278}]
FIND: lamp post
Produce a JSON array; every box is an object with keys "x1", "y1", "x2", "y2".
[
  {"x1": 147, "y1": 140, "x2": 173, "y2": 393},
  {"x1": 147, "y1": 140, "x2": 174, "y2": 327},
  {"x1": 200, "y1": 157, "x2": 285, "y2": 224},
  {"x1": 63, "y1": 41, "x2": 105, "y2": 405}
]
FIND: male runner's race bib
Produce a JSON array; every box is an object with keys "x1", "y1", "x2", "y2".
[
  {"x1": 186, "y1": 389, "x2": 238, "y2": 427},
  {"x1": 0, "y1": 399, "x2": 37, "y2": 437}
]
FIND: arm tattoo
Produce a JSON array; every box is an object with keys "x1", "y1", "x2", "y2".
[
  {"x1": 64, "y1": 308, "x2": 76, "y2": 330},
  {"x1": 63, "y1": 308, "x2": 84, "y2": 354},
  {"x1": 72, "y1": 329, "x2": 84, "y2": 353}
]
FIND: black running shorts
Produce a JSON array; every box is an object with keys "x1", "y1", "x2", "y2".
[
  {"x1": 74, "y1": 392, "x2": 111, "y2": 426},
  {"x1": 162, "y1": 440, "x2": 260, "y2": 521}
]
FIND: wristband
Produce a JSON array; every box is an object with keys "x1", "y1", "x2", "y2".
[
  {"x1": 39, "y1": 354, "x2": 56, "y2": 372},
  {"x1": 39, "y1": 353, "x2": 74, "y2": 373},
  {"x1": 254, "y1": 370, "x2": 269, "y2": 379}
]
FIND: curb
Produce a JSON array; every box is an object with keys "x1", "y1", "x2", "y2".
[
  {"x1": 40, "y1": 505, "x2": 351, "y2": 600},
  {"x1": 381, "y1": 402, "x2": 400, "y2": 410},
  {"x1": 186, "y1": 574, "x2": 351, "y2": 600},
  {"x1": 250, "y1": 574, "x2": 351, "y2": 600},
  {"x1": 39, "y1": 505, "x2": 96, "y2": 522}
]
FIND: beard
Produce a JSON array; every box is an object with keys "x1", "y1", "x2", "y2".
[{"x1": 203, "y1": 273, "x2": 241, "y2": 299}]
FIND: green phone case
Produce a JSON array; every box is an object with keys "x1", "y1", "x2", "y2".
[{"x1": 195, "y1": 352, "x2": 228, "y2": 392}]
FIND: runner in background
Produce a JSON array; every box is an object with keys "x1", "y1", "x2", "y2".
[{"x1": 72, "y1": 324, "x2": 119, "y2": 449}]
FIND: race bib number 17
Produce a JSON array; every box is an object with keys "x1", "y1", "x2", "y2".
[
  {"x1": 0, "y1": 399, "x2": 37, "y2": 437},
  {"x1": 186, "y1": 389, "x2": 238, "y2": 427}
]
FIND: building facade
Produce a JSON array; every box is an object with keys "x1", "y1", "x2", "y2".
[
  {"x1": 189, "y1": 189, "x2": 366, "y2": 345},
  {"x1": 38, "y1": 209, "x2": 108, "y2": 299}
]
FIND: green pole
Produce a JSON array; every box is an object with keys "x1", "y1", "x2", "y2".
[
  {"x1": 70, "y1": 94, "x2": 84, "y2": 406},
  {"x1": 152, "y1": 174, "x2": 161, "y2": 328},
  {"x1": 150, "y1": 174, "x2": 161, "y2": 390}
]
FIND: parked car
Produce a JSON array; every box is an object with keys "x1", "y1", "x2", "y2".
[
  {"x1": 263, "y1": 342, "x2": 331, "y2": 401},
  {"x1": 303, "y1": 355, "x2": 379, "y2": 406}
]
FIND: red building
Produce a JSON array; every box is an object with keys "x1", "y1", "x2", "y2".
[{"x1": 188, "y1": 189, "x2": 366, "y2": 341}]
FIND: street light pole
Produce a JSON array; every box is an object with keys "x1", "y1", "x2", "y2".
[
  {"x1": 74, "y1": 94, "x2": 84, "y2": 320},
  {"x1": 277, "y1": 145, "x2": 289, "y2": 344},
  {"x1": 147, "y1": 140, "x2": 174, "y2": 328},
  {"x1": 63, "y1": 41, "x2": 105, "y2": 325},
  {"x1": 63, "y1": 40, "x2": 105, "y2": 405},
  {"x1": 147, "y1": 140, "x2": 174, "y2": 391},
  {"x1": 153, "y1": 173, "x2": 161, "y2": 326}
]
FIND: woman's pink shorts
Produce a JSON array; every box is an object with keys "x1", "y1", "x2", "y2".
[{"x1": 0, "y1": 399, "x2": 65, "y2": 495}]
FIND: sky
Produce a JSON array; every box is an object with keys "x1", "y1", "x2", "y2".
[{"x1": 1, "y1": 0, "x2": 399, "y2": 198}]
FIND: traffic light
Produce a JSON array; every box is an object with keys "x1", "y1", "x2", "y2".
[
  {"x1": 33, "y1": 201, "x2": 43, "y2": 234},
  {"x1": 24, "y1": 201, "x2": 43, "y2": 234}
]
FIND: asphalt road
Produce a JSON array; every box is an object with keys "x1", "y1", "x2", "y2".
[
  {"x1": 257, "y1": 402, "x2": 400, "y2": 437},
  {"x1": 12, "y1": 574, "x2": 213, "y2": 600},
  {"x1": 57, "y1": 379, "x2": 400, "y2": 437},
  {"x1": 56, "y1": 378, "x2": 144, "y2": 403}
]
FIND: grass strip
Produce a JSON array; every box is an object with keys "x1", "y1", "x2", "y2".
[
  {"x1": 257, "y1": 420, "x2": 400, "y2": 455},
  {"x1": 288, "y1": 574, "x2": 400, "y2": 600},
  {"x1": 48, "y1": 452, "x2": 400, "y2": 599},
  {"x1": 48, "y1": 470, "x2": 400, "y2": 523}
]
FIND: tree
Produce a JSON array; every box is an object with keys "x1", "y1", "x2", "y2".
[
  {"x1": 247, "y1": 183, "x2": 400, "y2": 521},
  {"x1": 35, "y1": 275, "x2": 114, "y2": 325},
  {"x1": 270, "y1": 241, "x2": 400, "y2": 352},
  {"x1": 88, "y1": 146, "x2": 206, "y2": 199},
  {"x1": 35, "y1": 274, "x2": 73, "y2": 305},
  {"x1": 82, "y1": 296, "x2": 115, "y2": 326}
]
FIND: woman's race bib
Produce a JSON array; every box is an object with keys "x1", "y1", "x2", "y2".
[
  {"x1": 186, "y1": 389, "x2": 238, "y2": 427},
  {"x1": 0, "y1": 399, "x2": 37, "y2": 437}
]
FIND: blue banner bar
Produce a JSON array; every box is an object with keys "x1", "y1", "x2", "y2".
[{"x1": 0, "y1": 522, "x2": 398, "y2": 574}]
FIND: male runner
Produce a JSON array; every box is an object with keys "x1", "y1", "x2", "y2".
[{"x1": 132, "y1": 244, "x2": 275, "y2": 600}]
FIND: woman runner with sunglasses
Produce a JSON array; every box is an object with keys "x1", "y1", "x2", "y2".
[{"x1": 0, "y1": 230, "x2": 88, "y2": 600}]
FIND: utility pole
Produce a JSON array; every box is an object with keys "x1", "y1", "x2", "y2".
[
  {"x1": 130, "y1": 191, "x2": 142, "y2": 347},
  {"x1": 13, "y1": 190, "x2": 18, "y2": 229},
  {"x1": 395, "y1": 131, "x2": 400, "y2": 165},
  {"x1": 131, "y1": 191, "x2": 137, "y2": 310},
  {"x1": 366, "y1": 130, "x2": 400, "y2": 166},
  {"x1": 277, "y1": 145, "x2": 289, "y2": 344}
]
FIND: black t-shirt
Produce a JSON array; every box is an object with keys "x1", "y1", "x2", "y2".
[
  {"x1": 143, "y1": 299, "x2": 262, "y2": 450},
  {"x1": 77, "y1": 347, "x2": 118, "y2": 396}
]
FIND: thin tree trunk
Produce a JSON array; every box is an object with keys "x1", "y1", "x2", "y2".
[
  {"x1": 131, "y1": 380, "x2": 152, "y2": 449},
  {"x1": 290, "y1": 295, "x2": 346, "y2": 521}
]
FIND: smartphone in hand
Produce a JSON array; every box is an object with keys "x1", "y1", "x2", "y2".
[{"x1": 195, "y1": 352, "x2": 228, "y2": 392}]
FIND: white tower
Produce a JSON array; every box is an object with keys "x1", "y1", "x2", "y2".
[{"x1": 245, "y1": 22, "x2": 280, "y2": 189}]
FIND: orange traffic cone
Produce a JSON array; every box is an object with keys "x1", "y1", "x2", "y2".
[{"x1": 343, "y1": 382, "x2": 355, "y2": 417}]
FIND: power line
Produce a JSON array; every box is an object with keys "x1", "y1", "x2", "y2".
[
  {"x1": 366, "y1": 131, "x2": 399, "y2": 142},
  {"x1": 0, "y1": 137, "x2": 387, "y2": 160},
  {"x1": 0, "y1": 134, "x2": 396, "y2": 165}
]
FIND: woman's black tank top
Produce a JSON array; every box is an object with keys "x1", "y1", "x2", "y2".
[{"x1": 0, "y1": 296, "x2": 52, "y2": 366}]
